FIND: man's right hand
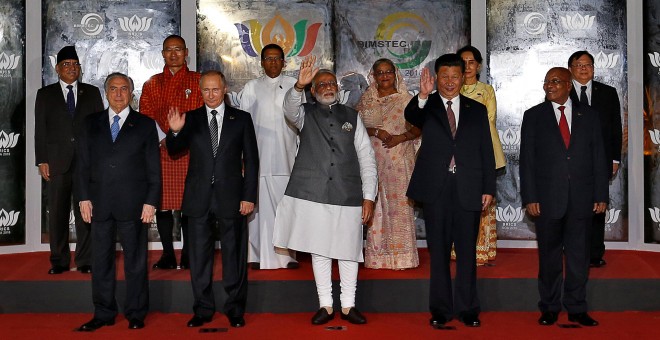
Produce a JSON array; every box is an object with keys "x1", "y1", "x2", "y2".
[
  {"x1": 80, "y1": 200, "x2": 93, "y2": 223},
  {"x1": 418, "y1": 67, "x2": 435, "y2": 99},
  {"x1": 526, "y1": 203, "x2": 540, "y2": 217},
  {"x1": 38, "y1": 163, "x2": 50, "y2": 181},
  {"x1": 295, "y1": 55, "x2": 319, "y2": 90},
  {"x1": 167, "y1": 107, "x2": 185, "y2": 133}
]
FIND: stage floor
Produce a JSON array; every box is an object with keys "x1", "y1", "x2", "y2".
[{"x1": 1, "y1": 249, "x2": 659, "y2": 313}]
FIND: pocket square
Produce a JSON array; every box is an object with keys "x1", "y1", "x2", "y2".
[{"x1": 342, "y1": 122, "x2": 353, "y2": 132}]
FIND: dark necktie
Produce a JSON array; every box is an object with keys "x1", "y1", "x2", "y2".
[
  {"x1": 66, "y1": 85, "x2": 75, "y2": 116},
  {"x1": 210, "y1": 110, "x2": 219, "y2": 157},
  {"x1": 558, "y1": 105, "x2": 570, "y2": 148},
  {"x1": 111, "y1": 115, "x2": 120, "y2": 142},
  {"x1": 579, "y1": 85, "x2": 588, "y2": 106},
  {"x1": 447, "y1": 101, "x2": 456, "y2": 168}
]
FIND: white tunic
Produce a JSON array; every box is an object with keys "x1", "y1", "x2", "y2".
[
  {"x1": 272, "y1": 89, "x2": 378, "y2": 262},
  {"x1": 241, "y1": 74, "x2": 299, "y2": 268}
]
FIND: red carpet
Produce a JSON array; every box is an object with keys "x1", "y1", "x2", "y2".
[
  {"x1": 0, "y1": 311, "x2": 657, "y2": 339},
  {"x1": 2, "y1": 248, "x2": 660, "y2": 282}
]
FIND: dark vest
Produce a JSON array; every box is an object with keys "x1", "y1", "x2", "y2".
[{"x1": 285, "y1": 102, "x2": 363, "y2": 206}]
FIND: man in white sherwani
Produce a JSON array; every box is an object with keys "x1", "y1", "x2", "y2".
[
  {"x1": 240, "y1": 44, "x2": 299, "y2": 270},
  {"x1": 273, "y1": 56, "x2": 377, "y2": 325}
]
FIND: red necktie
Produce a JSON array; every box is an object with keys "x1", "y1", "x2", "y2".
[{"x1": 558, "y1": 105, "x2": 570, "y2": 148}]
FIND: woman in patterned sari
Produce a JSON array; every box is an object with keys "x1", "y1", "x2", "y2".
[
  {"x1": 356, "y1": 58, "x2": 421, "y2": 269},
  {"x1": 455, "y1": 45, "x2": 506, "y2": 265}
]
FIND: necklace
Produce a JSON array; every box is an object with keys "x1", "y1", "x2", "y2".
[{"x1": 462, "y1": 82, "x2": 478, "y2": 95}]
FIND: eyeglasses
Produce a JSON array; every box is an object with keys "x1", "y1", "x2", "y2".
[
  {"x1": 543, "y1": 79, "x2": 568, "y2": 85},
  {"x1": 375, "y1": 70, "x2": 395, "y2": 76},
  {"x1": 315, "y1": 81, "x2": 338, "y2": 89},
  {"x1": 60, "y1": 61, "x2": 81, "y2": 68},
  {"x1": 163, "y1": 47, "x2": 185, "y2": 53},
  {"x1": 571, "y1": 63, "x2": 593, "y2": 69},
  {"x1": 262, "y1": 56, "x2": 284, "y2": 62}
]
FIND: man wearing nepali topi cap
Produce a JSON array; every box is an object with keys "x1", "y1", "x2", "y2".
[{"x1": 35, "y1": 45, "x2": 104, "y2": 275}]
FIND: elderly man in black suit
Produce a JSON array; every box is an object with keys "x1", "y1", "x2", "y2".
[
  {"x1": 568, "y1": 51, "x2": 623, "y2": 268},
  {"x1": 35, "y1": 46, "x2": 104, "y2": 275},
  {"x1": 76, "y1": 72, "x2": 161, "y2": 331},
  {"x1": 166, "y1": 70, "x2": 258, "y2": 328},
  {"x1": 405, "y1": 54, "x2": 495, "y2": 328},
  {"x1": 520, "y1": 67, "x2": 608, "y2": 327}
]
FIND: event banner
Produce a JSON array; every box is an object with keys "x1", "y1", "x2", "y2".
[
  {"x1": 644, "y1": 0, "x2": 660, "y2": 244},
  {"x1": 41, "y1": 0, "x2": 180, "y2": 243},
  {"x1": 0, "y1": 0, "x2": 26, "y2": 246},
  {"x1": 487, "y1": 0, "x2": 628, "y2": 240}
]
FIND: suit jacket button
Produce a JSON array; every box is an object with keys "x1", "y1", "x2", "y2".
[
  {"x1": 567, "y1": 156, "x2": 570, "y2": 160},
  {"x1": 71, "y1": 138, "x2": 75, "y2": 142},
  {"x1": 110, "y1": 164, "x2": 116, "y2": 168}
]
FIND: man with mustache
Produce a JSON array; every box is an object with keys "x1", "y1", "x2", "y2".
[{"x1": 273, "y1": 56, "x2": 377, "y2": 325}]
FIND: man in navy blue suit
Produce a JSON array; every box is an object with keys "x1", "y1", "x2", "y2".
[
  {"x1": 405, "y1": 54, "x2": 495, "y2": 328},
  {"x1": 520, "y1": 67, "x2": 608, "y2": 327}
]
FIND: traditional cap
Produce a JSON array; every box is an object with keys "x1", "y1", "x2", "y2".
[{"x1": 57, "y1": 46, "x2": 79, "y2": 64}]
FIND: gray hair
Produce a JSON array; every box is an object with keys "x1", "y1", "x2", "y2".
[
  {"x1": 104, "y1": 72, "x2": 134, "y2": 93},
  {"x1": 199, "y1": 70, "x2": 227, "y2": 87},
  {"x1": 311, "y1": 69, "x2": 336, "y2": 88}
]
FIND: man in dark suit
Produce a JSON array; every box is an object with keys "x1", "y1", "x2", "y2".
[
  {"x1": 166, "y1": 70, "x2": 258, "y2": 328},
  {"x1": 520, "y1": 67, "x2": 608, "y2": 327},
  {"x1": 405, "y1": 54, "x2": 496, "y2": 328},
  {"x1": 568, "y1": 51, "x2": 623, "y2": 268},
  {"x1": 34, "y1": 46, "x2": 104, "y2": 274},
  {"x1": 76, "y1": 73, "x2": 161, "y2": 331}
]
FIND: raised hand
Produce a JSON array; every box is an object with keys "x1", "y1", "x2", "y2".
[
  {"x1": 419, "y1": 67, "x2": 435, "y2": 99},
  {"x1": 296, "y1": 55, "x2": 319, "y2": 88},
  {"x1": 167, "y1": 107, "x2": 185, "y2": 133}
]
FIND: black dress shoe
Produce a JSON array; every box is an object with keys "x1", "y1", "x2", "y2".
[
  {"x1": 538, "y1": 311, "x2": 559, "y2": 326},
  {"x1": 128, "y1": 319, "x2": 144, "y2": 329},
  {"x1": 590, "y1": 259, "x2": 607, "y2": 268},
  {"x1": 340, "y1": 307, "x2": 367, "y2": 324},
  {"x1": 48, "y1": 266, "x2": 69, "y2": 275},
  {"x1": 187, "y1": 315, "x2": 212, "y2": 327},
  {"x1": 250, "y1": 262, "x2": 260, "y2": 270},
  {"x1": 78, "y1": 318, "x2": 115, "y2": 332},
  {"x1": 179, "y1": 258, "x2": 189, "y2": 270},
  {"x1": 286, "y1": 261, "x2": 300, "y2": 269},
  {"x1": 227, "y1": 316, "x2": 245, "y2": 327},
  {"x1": 311, "y1": 308, "x2": 334, "y2": 325},
  {"x1": 460, "y1": 313, "x2": 481, "y2": 327},
  {"x1": 77, "y1": 265, "x2": 92, "y2": 274},
  {"x1": 152, "y1": 257, "x2": 177, "y2": 270},
  {"x1": 568, "y1": 312, "x2": 599, "y2": 326},
  {"x1": 430, "y1": 315, "x2": 449, "y2": 327}
]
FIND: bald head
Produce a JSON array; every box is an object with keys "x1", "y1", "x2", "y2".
[{"x1": 543, "y1": 67, "x2": 573, "y2": 104}]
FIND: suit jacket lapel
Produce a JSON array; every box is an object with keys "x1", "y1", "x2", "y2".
[
  {"x1": 198, "y1": 107, "x2": 215, "y2": 158},
  {"x1": 217, "y1": 107, "x2": 236, "y2": 155},
  {"x1": 569, "y1": 102, "x2": 585, "y2": 150},
  {"x1": 544, "y1": 101, "x2": 567, "y2": 150},
  {"x1": 432, "y1": 93, "x2": 453, "y2": 138},
  {"x1": 455, "y1": 95, "x2": 472, "y2": 139}
]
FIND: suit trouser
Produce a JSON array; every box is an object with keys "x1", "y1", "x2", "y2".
[
  {"x1": 91, "y1": 218, "x2": 149, "y2": 322},
  {"x1": 423, "y1": 173, "x2": 481, "y2": 319},
  {"x1": 47, "y1": 171, "x2": 91, "y2": 268},
  {"x1": 536, "y1": 210, "x2": 591, "y2": 313},
  {"x1": 590, "y1": 211, "x2": 606, "y2": 260},
  {"x1": 188, "y1": 197, "x2": 248, "y2": 319}
]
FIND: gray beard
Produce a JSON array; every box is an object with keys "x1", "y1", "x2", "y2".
[{"x1": 315, "y1": 93, "x2": 337, "y2": 105}]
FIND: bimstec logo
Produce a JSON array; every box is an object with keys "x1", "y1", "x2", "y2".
[
  {"x1": 357, "y1": 12, "x2": 432, "y2": 70},
  {"x1": 594, "y1": 51, "x2": 618, "y2": 69},
  {"x1": 74, "y1": 13, "x2": 104, "y2": 36},
  {"x1": 496, "y1": 205, "x2": 525, "y2": 228},
  {"x1": 498, "y1": 128, "x2": 521, "y2": 151},
  {"x1": 235, "y1": 13, "x2": 321, "y2": 58},
  {"x1": 560, "y1": 12, "x2": 595, "y2": 30},
  {"x1": 522, "y1": 12, "x2": 547, "y2": 35},
  {"x1": 648, "y1": 52, "x2": 660, "y2": 74},
  {"x1": 649, "y1": 129, "x2": 660, "y2": 152},
  {"x1": 118, "y1": 15, "x2": 153, "y2": 38},
  {"x1": 0, "y1": 130, "x2": 20, "y2": 156},
  {"x1": 0, "y1": 52, "x2": 20, "y2": 77}
]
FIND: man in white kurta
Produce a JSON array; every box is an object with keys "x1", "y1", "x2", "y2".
[
  {"x1": 240, "y1": 44, "x2": 299, "y2": 269},
  {"x1": 273, "y1": 56, "x2": 377, "y2": 325}
]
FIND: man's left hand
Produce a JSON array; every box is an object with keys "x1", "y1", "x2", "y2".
[
  {"x1": 141, "y1": 204, "x2": 156, "y2": 223},
  {"x1": 239, "y1": 201, "x2": 255, "y2": 216},
  {"x1": 362, "y1": 199, "x2": 374, "y2": 224},
  {"x1": 481, "y1": 194, "x2": 493, "y2": 211},
  {"x1": 593, "y1": 202, "x2": 607, "y2": 214}
]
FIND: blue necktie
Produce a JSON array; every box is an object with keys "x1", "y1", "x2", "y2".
[
  {"x1": 66, "y1": 85, "x2": 75, "y2": 116},
  {"x1": 111, "y1": 115, "x2": 121, "y2": 142}
]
